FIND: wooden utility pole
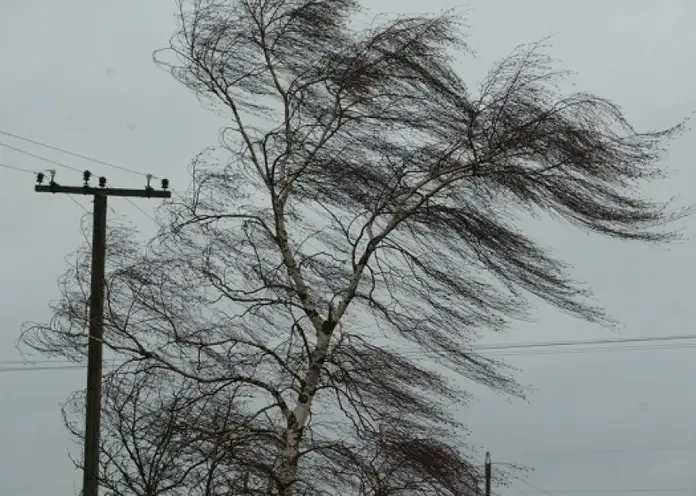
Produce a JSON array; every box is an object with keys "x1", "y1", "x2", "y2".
[
  {"x1": 35, "y1": 170, "x2": 170, "y2": 496},
  {"x1": 485, "y1": 452, "x2": 492, "y2": 496}
]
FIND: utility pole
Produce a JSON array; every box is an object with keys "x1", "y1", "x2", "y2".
[
  {"x1": 35, "y1": 169, "x2": 170, "y2": 496},
  {"x1": 485, "y1": 452, "x2": 492, "y2": 496}
]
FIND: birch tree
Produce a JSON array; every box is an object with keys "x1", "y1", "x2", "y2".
[{"x1": 23, "y1": 0, "x2": 687, "y2": 494}]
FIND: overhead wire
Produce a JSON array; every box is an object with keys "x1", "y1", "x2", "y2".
[
  {"x1": 123, "y1": 197, "x2": 158, "y2": 224},
  {"x1": 473, "y1": 333, "x2": 696, "y2": 351},
  {"x1": 513, "y1": 487, "x2": 534, "y2": 496},
  {"x1": 515, "y1": 444, "x2": 696, "y2": 456},
  {"x1": 397, "y1": 333, "x2": 696, "y2": 360},
  {"x1": 475, "y1": 454, "x2": 696, "y2": 495},
  {"x1": 0, "y1": 128, "x2": 156, "y2": 178},
  {"x1": 511, "y1": 468, "x2": 696, "y2": 494},
  {"x1": 517, "y1": 478, "x2": 552, "y2": 496},
  {"x1": 0, "y1": 140, "x2": 82, "y2": 172},
  {"x1": 3, "y1": 332, "x2": 696, "y2": 374},
  {"x1": 0, "y1": 162, "x2": 37, "y2": 175},
  {"x1": 66, "y1": 195, "x2": 90, "y2": 213},
  {"x1": 0, "y1": 364, "x2": 85, "y2": 373},
  {"x1": 538, "y1": 489, "x2": 694, "y2": 494},
  {"x1": 104, "y1": 177, "x2": 160, "y2": 224},
  {"x1": 476, "y1": 342, "x2": 696, "y2": 358}
]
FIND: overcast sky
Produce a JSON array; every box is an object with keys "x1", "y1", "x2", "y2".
[{"x1": 2, "y1": 1, "x2": 696, "y2": 495}]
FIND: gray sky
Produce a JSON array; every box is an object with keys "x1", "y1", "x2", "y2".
[{"x1": 1, "y1": 1, "x2": 695, "y2": 495}]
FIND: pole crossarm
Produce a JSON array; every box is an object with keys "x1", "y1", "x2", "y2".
[{"x1": 35, "y1": 185, "x2": 171, "y2": 198}]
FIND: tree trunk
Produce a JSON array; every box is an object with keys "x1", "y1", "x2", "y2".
[
  {"x1": 277, "y1": 326, "x2": 333, "y2": 495},
  {"x1": 277, "y1": 429, "x2": 300, "y2": 496}
]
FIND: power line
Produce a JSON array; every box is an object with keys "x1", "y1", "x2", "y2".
[
  {"x1": 512, "y1": 486, "x2": 534, "y2": 496},
  {"x1": 0, "y1": 141, "x2": 82, "y2": 173},
  {"x1": 511, "y1": 477, "x2": 696, "y2": 495},
  {"x1": 29, "y1": 334, "x2": 696, "y2": 361},
  {"x1": 123, "y1": 197, "x2": 158, "y2": 224},
  {"x1": 542, "y1": 489, "x2": 693, "y2": 494},
  {"x1": 482, "y1": 342, "x2": 696, "y2": 358},
  {"x1": 0, "y1": 128, "x2": 153, "y2": 178},
  {"x1": 398, "y1": 334, "x2": 696, "y2": 360},
  {"x1": 0, "y1": 358, "x2": 76, "y2": 365},
  {"x1": 107, "y1": 178, "x2": 160, "y2": 224},
  {"x1": 67, "y1": 195, "x2": 90, "y2": 213},
  {"x1": 0, "y1": 364, "x2": 86, "y2": 373},
  {"x1": 4, "y1": 334, "x2": 694, "y2": 366},
  {"x1": 517, "y1": 477, "x2": 552, "y2": 496},
  {"x1": 516, "y1": 444, "x2": 696, "y2": 456},
  {"x1": 0, "y1": 162, "x2": 37, "y2": 175},
  {"x1": 475, "y1": 333, "x2": 696, "y2": 351},
  {"x1": 3, "y1": 332, "x2": 696, "y2": 374}
]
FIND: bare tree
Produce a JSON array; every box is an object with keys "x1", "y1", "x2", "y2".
[
  {"x1": 62, "y1": 363, "x2": 287, "y2": 496},
  {"x1": 23, "y1": 0, "x2": 688, "y2": 494}
]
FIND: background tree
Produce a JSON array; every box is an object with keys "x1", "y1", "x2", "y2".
[{"x1": 23, "y1": 0, "x2": 687, "y2": 494}]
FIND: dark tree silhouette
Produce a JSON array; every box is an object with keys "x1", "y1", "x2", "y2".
[{"x1": 23, "y1": 0, "x2": 687, "y2": 494}]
